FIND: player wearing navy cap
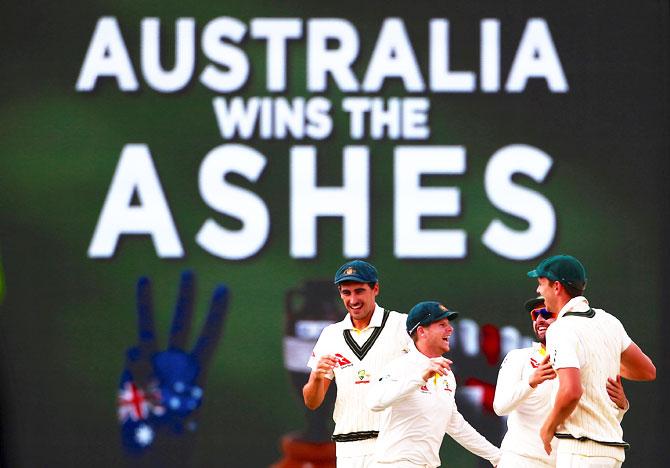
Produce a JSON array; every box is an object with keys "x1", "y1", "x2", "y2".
[
  {"x1": 366, "y1": 301, "x2": 501, "y2": 468},
  {"x1": 303, "y1": 260, "x2": 411, "y2": 468}
]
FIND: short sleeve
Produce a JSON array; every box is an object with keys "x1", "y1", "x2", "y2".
[
  {"x1": 547, "y1": 322, "x2": 581, "y2": 370},
  {"x1": 615, "y1": 316, "x2": 633, "y2": 352},
  {"x1": 307, "y1": 327, "x2": 335, "y2": 379}
]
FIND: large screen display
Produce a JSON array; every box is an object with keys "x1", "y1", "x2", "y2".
[{"x1": 1, "y1": 1, "x2": 667, "y2": 466}]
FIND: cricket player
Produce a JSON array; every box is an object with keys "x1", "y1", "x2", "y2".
[
  {"x1": 493, "y1": 297, "x2": 630, "y2": 468},
  {"x1": 528, "y1": 254, "x2": 656, "y2": 467},
  {"x1": 366, "y1": 301, "x2": 501, "y2": 468},
  {"x1": 303, "y1": 260, "x2": 411, "y2": 468}
]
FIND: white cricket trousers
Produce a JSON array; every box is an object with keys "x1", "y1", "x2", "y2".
[
  {"x1": 337, "y1": 454, "x2": 374, "y2": 468},
  {"x1": 556, "y1": 453, "x2": 622, "y2": 468},
  {"x1": 498, "y1": 451, "x2": 554, "y2": 468},
  {"x1": 370, "y1": 462, "x2": 433, "y2": 468}
]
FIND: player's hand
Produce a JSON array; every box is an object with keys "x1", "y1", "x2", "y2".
[
  {"x1": 118, "y1": 271, "x2": 230, "y2": 455},
  {"x1": 606, "y1": 374, "x2": 629, "y2": 410},
  {"x1": 314, "y1": 354, "x2": 337, "y2": 378},
  {"x1": 529, "y1": 355, "x2": 556, "y2": 388},
  {"x1": 421, "y1": 357, "x2": 453, "y2": 381},
  {"x1": 539, "y1": 422, "x2": 554, "y2": 455}
]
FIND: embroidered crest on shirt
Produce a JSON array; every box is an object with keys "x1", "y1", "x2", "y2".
[
  {"x1": 442, "y1": 377, "x2": 452, "y2": 392},
  {"x1": 529, "y1": 345, "x2": 547, "y2": 368},
  {"x1": 355, "y1": 369, "x2": 370, "y2": 384}
]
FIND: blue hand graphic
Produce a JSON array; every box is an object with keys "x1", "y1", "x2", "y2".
[{"x1": 118, "y1": 271, "x2": 229, "y2": 457}]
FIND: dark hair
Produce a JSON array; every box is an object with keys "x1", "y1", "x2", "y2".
[{"x1": 559, "y1": 280, "x2": 584, "y2": 298}]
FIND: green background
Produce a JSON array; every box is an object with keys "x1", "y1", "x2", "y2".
[{"x1": 1, "y1": 1, "x2": 667, "y2": 466}]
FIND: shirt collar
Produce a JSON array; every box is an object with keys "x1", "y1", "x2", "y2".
[
  {"x1": 407, "y1": 340, "x2": 430, "y2": 362},
  {"x1": 557, "y1": 295, "x2": 590, "y2": 319}
]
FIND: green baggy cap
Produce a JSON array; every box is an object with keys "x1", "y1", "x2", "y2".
[{"x1": 527, "y1": 254, "x2": 587, "y2": 291}]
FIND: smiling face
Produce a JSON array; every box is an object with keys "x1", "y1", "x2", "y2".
[
  {"x1": 536, "y1": 277, "x2": 559, "y2": 313},
  {"x1": 417, "y1": 318, "x2": 454, "y2": 357},
  {"x1": 531, "y1": 304, "x2": 557, "y2": 345},
  {"x1": 338, "y1": 281, "x2": 379, "y2": 329}
]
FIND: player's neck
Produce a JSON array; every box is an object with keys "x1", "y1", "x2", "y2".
[{"x1": 351, "y1": 313, "x2": 373, "y2": 330}]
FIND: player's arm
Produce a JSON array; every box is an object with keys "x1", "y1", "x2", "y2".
[
  {"x1": 493, "y1": 350, "x2": 554, "y2": 416},
  {"x1": 540, "y1": 367, "x2": 582, "y2": 454},
  {"x1": 302, "y1": 355, "x2": 335, "y2": 410},
  {"x1": 620, "y1": 342, "x2": 656, "y2": 381},
  {"x1": 367, "y1": 357, "x2": 451, "y2": 412},
  {"x1": 446, "y1": 395, "x2": 501, "y2": 466}
]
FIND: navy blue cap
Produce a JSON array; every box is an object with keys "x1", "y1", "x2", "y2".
[
  {"x1": 406, "y1": 301, "x2": 459, "y2": 335},
  {"x1": 527, "y1": 254, "x2": 587, "y2": 291},
  {"x1": 334, "y1": 260, "x2": 378, "y2": 285},
  {"x1": 524, "y1": 296, "x2": 545, "y2": 313}
]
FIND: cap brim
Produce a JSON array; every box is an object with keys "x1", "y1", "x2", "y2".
[
  {"x1": 334, "y1": 275, "x2": 367, "y2": 284},
  {"x1": 524, "y1": 297, "x2": 545, "y2": 313},
  {"x1": 527, "y1": 270, "x2": 540, "y2": 278},
  {"x1": 434, "y1": 310, "x2": 459, "y2": 322}
]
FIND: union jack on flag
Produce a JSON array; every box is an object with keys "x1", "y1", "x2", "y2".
[{"x1": 118, "y1": 382, "x2": 150, "y2": 422}]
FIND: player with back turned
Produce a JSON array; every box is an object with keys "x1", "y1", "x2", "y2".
[
  {"x1": 303, "y1": 260, "x2": 411, "y2": 468},
  {"x1": 528, "y1": 254, "x2": 655, "y2": 467},
  {"x1": 493, "y1": 296, "x2": 630, "y2": 468}
]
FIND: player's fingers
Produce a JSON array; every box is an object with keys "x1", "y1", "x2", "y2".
[
  {"x1": 540, "y1": 354, "x2": 551, "y2": 364},
  {"x1": 192, "y1": 285, "x2": 230, "y2": 383},
  {"x1": 318, "y1": 359, "x2": 335, "y2": 369},
  {"x1": 320, "y1": 355, "x2": 337, "y2": 366},
  {"x1": 136, "y1": 276, "x2": 157, "y2": 358},
  {"x1": 169, "y1": 270, "x2": 195, "y2": 350}
]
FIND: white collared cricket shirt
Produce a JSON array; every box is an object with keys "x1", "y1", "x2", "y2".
[
  {"x1": 307, "y1": 304, "x2": 411, "y2": 458},
  {"x1": 493, "y1": 343, "x2": 556, "y2": 466},
  {"x1": 546, "y1": 296, "x2": 632, "y2": 462},
  {"x1": 366, "y1": 345, "x2": 500, "y2": 467}
]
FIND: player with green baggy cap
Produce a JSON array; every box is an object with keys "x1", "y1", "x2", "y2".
[{"x1": 527, "y1": 254, "x2": 656, "y2": 467}]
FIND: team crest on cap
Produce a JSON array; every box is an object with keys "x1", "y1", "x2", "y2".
[
  {"x1": 439, "y1": 304, "x2": 448, "y2": 311},
  {"x1": 344, "y1": 267, "x2": 355, "y2": 275}
]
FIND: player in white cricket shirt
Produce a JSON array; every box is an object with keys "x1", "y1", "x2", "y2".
[
  {"x1": 366, "y1": 301, "x2": 501, "y2": 468},
  {"x1": 494, "y1": 297, "x2": 630, "y2": 468},
  {"x1": 528, "y1": 255, "x2": 656, "y2": 468},
  {"x1": 303, "y1": 260, "x2": 411, "y2": 468}
]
